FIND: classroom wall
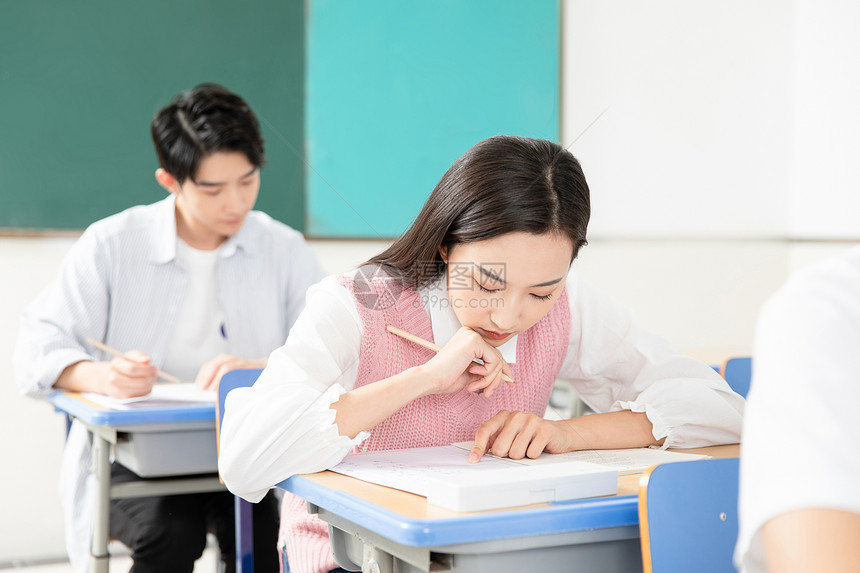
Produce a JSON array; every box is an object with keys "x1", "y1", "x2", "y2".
[
  {"x1": 4, "y1": 0, "x2": 860, "y2": 565},
  {"x1": 564, "y1": 0, "x2": 793, "y2": 240},
  {"x1": 790, "y1": 0, "x2": 860, "y2": 238}
]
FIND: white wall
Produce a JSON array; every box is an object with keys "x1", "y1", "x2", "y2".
[
  {"x1": 5, "y1": 0, "x2": 860, "y2": 564},
  {"x1": 790, "y1": 0, "x2": 860, "y2": 238},
  {"x1": 564, "y1": 0, "x2": 860, "y2": 243},
  {"x1": 563, "y1": 0, "x2": 794, "y2": 239},
  {"x1": 0, "y1": 238, "x2": 72, "y2": 563}
]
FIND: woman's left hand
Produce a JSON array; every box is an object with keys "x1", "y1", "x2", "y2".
[{"x1": 468, "y1": 410, "x2": 572, "y2": 463}]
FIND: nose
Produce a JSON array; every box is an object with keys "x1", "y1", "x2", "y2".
[
  {"x1": 226, "y1": 185, "x2": 248, "y2": 213},
  {"x1": 489, "y1": 292, "x2": 520, "y2": 332}
]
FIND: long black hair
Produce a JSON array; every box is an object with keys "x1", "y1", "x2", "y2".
[{"x1": 366, "y1": 135, "x2": 591, "y2": 288}]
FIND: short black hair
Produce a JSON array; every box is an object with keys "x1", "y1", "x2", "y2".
[{"x1": 151, "y1": 83, "x2": 266, "y2": 184}]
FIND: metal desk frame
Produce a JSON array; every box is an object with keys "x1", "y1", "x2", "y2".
[{"x1": 48, "y1": 392, "x2": 225, "y2": 573}]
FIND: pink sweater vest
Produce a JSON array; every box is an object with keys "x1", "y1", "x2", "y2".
[{"x1": 279, "y1": 268, "x2": 571, "y2": 573}]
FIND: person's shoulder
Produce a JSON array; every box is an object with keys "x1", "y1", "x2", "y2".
[
  {"x1": 766, "y1": 246, "x2": 860, "y2": 322},
  {"x1": 783, "y1": 246, "x2": 860, "y2": 299},
  {"x1": 242, "y1": 210, "x2": 308, "y2": 246},
  {"x1": 80, "y1": 198, "x2": 170, "y2": 243}
]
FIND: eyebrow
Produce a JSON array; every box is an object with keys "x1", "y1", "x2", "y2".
[
  {"x1": 477, "y1": 265, "x2": 564, "y2": 288},
  {"x1": 195, "y1": 166, "x2": 258, "y2": 187}
]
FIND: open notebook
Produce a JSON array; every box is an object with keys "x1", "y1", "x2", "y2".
[
  {"x1": 82, "y1": 382, "x2": 215, "y2": 410},
  {"x1": 449, "y1": 442, "x2": 711, "y2": 476}
]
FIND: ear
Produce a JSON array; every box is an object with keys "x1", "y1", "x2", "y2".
[
  {"x1": 155, "y1": 168, "x2": 182, "y2": 194},
  {"x1": 438, "y1": 245, "x2": 448, "y2": 264}
]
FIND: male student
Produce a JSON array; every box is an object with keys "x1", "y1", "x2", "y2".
[
  {"x1": 14, "y1": 83, "x2": 325, "y2": 573},
  {"x1": 736, "y1": 246, "x2": 860, "y2": 572}
]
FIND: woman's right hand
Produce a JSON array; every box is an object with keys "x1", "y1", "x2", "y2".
[{"x1": 421, "y1": 327, "x2": 514, "y2": 398}]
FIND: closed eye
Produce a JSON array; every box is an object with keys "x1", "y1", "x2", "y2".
[
  {"x1": 477, "y1": 283, "x2": 501, "y2": 293},
  {"x1": 530, "y1": 292, "x2": 554, "y2": 301}
]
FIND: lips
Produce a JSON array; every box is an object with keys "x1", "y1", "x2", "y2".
[{"x1": 480, "y1": 329, "x2": 513, "y2": 341}]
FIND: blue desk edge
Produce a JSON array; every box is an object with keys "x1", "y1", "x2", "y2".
[
  {"x1": 48, "y1": 391, "x2": 215, "y2": 426},
  {"x1": 280, "y1": 474, "x2": 639, "y2": 547}
]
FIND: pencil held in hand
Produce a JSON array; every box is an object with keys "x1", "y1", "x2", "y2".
[
  {"x1": 85, "y1": 338, "x2": 183, "y2": 384},
  {"x1": 385, "y1": 325, "x2": 514, "y2": 384}
]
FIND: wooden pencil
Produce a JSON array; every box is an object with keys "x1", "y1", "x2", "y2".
[
  {"x1": 386, "y1": 325, "x2": 514, "y2": 384},
  {"x1": 85, "y1": 338, "x2": 184, "y2": 384}
]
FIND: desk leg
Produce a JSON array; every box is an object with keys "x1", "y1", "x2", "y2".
[
  {"x1": 362, "y1": 544, "x2": 393, "y2": 573},
  {"x1": 89, "y1": 432, "x2": 111, "y2": 573}
]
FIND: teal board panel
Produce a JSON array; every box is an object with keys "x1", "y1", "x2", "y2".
[{"x1": 306, "y1": 0, "x2": 560, "y2": 238}]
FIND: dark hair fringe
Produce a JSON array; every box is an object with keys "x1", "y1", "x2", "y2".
[
  {"x1": 367, "y1": 135, "x2": 590, "y2": 289},
  {"x1": 150, "y1": 83, "x2": 266, "y2": 184}
]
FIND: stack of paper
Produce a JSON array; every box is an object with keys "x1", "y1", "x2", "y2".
[
  {"x1": 330, "y1": 445, "x2": 618, "y2": 512},
  {"x1": 329, "y1": 443, "x2": 712, "y2": 512}
]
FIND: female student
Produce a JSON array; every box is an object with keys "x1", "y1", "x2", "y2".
[{"x1": 219, "y1": 135, "x2": 744, "y2": 573}]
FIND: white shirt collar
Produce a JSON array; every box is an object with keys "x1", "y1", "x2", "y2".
[
  {"x1": 150, "y1": 194, "x2": 253, "y2": 263},
  {"x1": 418, "y1": 275, "x2": 519, "y2": 364}
]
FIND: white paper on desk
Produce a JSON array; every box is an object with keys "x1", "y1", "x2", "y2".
[
  {"x1": 82, "y1": 383, "x2": 215, "y2": 410},
  {"x1": 329, "y1": 445, "x2": 618, "y2": 512},
  {"x1": 330, "y1": 445, "x2": 521, "y2": 496},
  {"x1": 452, "y1": 442, "x2": 710, "y2": 475}
]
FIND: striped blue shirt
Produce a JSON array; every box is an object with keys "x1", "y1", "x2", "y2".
[{"x1": 15, "y1": 194, "x2": 325, "y2": 395}]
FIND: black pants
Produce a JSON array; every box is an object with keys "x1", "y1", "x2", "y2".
[{"x1": 109, "y1": 463, "x2": 279, "y2": 573}]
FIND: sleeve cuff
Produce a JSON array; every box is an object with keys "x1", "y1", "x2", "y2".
[
  {"x1": 613, "y1": 399, "x2": 675, "y2": 449},
  {"x1": 317, "y1": 384, "x2": 371, "y2": 448},
  {"x1": 31, "y1": 349, "x2": 94, "y2": 396}
]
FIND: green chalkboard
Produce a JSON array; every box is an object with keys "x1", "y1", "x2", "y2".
[
  {"x1": 306, "y1": 0, "x2": 560, "y2": 238},
  {"x1": 0, "y1": 0, "x2": 305, "y2": 231}
]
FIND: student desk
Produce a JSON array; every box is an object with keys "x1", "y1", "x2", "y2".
[
  {"x1": 280, "y1": 444, "x2": 739, "y2": 573},
  {"x1": 48, "y1": 391, "x2": 225, "y2": 573}
]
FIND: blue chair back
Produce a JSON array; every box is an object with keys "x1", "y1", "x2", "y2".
[
  {"x1": 639, "y1": 458, "x2": 740, "y2": 573},
  {"x1": 216, "y1": 368, "x2": 264, "y2": 447},
  {"x1": 216, "y1": 368, "x2": 263, "y2": 573},
  {"x1": 720, "y1": 357, "x2": 752, "y2": 398}
]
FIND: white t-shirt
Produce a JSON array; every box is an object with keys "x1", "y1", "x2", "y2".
[
  {"x1": 162, "y1": 239, "x2": 228, "y2": 382},
  {"x1": 736, "y1": 245, "x2": 860, "y2": 572}
]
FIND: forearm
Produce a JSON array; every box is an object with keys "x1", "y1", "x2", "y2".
[
  {"x1": 561, "y1": 410, "x2": 664, "y2": 451},
  {"x1": 763, "y1": 509, "x2": 860, "y2": 573},
  {"x1": 331, "y1": 365, "x2": 435, "y2": 439},
  {"x1": 54, "y1": 360, "x2": 107, "y2": 393}
]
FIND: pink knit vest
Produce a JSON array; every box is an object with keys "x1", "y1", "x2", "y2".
[{"x1": 279, "y1": 268, "x2": 571, "y2": 573}]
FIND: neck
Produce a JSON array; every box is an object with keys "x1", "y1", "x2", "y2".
[{"x1": 174, "y1": 206, "x2": 225, "y2": 251}]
